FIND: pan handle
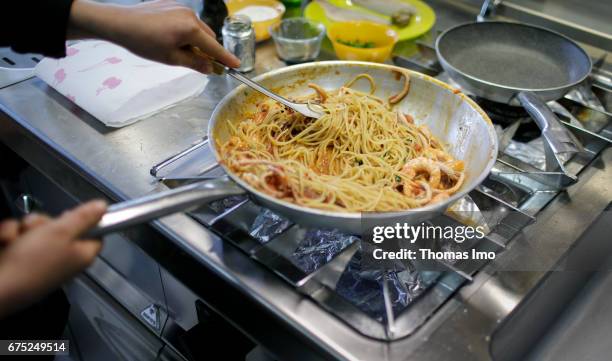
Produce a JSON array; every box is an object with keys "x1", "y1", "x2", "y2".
[
  {"x1": 84, "y1": 177, "x2": 245, "y2": 238},
  {"x1": 517, "y1": 91, "x2": 583, "y2": 167}
]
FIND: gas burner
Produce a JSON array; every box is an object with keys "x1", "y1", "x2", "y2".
[
  {"x1": 473, "y1": 97, "x2": 527, "y2": 119},
  {"x1": 472, "y1": 96, "x2": 541, "y2": 142}
]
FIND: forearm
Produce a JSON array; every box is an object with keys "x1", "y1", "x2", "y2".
[
  {"x1": 4, "y1": 0, "x2": 238, "y2": 73},
  {"x1": 66, "y1": 0, "x2": 240, "y2": 71},
  {"x1": 68, "y1": 0, "x2": 125, "y2": 42}
]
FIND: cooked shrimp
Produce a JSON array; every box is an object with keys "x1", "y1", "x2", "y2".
[
  {"x1": 401, "y1": 157, "x2": 441, "y2": 188},
  {"x1": 403, "y1": 180, "x2": 432, "y2": 205},
  {"x1": 436, "y1": 164, "x2": 465, "y2": 194}
]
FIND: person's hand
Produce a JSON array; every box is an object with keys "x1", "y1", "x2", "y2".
[
  {"x1": 0, "y1": 200, "x2": 107, "y2": 318},
  {"x1": 68, "y1": 0, "x2": 240, "y2": 73}
]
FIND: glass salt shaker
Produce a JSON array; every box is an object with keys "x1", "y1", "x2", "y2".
[{"x1": 222, "y1": 15, "x2": 256, "y2": 73}]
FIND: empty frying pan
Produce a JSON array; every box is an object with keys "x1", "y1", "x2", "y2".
[{"x1": 436, "y1": 21, "x2": 592, "y2": 172}]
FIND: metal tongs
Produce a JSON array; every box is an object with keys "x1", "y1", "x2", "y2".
[{"x1": 192, "y1": 47, "x2": 324, "y2": 119}]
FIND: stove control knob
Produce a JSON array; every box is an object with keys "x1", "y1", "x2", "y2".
[{"x1": 15, "y1": 194, "x2": 41, "y2": 214}]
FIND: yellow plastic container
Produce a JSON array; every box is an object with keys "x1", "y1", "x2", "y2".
[
  {"x1": 226, "y1": 0, "x2": 286, "y2": 42},
  {"x1": 328, "y1": 21, "x2": 398, "y2": 63}
]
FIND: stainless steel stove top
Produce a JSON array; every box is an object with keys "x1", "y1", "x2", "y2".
[{"x1": 147, "y1": 62, "x2": 611, "y2": 341}]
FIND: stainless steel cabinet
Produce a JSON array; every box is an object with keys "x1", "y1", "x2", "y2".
[{"x1": 63, "y1": 275, "x2": 164, "y2": 361}]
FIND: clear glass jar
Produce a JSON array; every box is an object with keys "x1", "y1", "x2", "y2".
[
  {"x1": 222, "y1": 15, "x2": 256, "y2": 73},
  {"x1": 270, "y1": 18, "x2": 325, "y2": 64}
]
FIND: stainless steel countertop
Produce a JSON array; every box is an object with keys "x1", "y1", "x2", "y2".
[{"x1": 0, "y1": 1, "x2": 611, "y2": 360}]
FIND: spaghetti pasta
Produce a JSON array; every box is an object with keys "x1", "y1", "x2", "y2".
[{"x1": 219, "y1": 74, "x2": 465, "y2": 212}]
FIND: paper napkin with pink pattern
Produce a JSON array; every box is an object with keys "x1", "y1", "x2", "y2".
[{"x1": 35, "y1": 40, "x2": 208, "y2": 127}]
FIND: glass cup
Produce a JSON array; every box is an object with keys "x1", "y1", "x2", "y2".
[{"x1": 269, "y1": 18, "x2": 325, "y2": 64}]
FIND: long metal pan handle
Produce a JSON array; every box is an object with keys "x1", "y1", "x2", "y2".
[
  {"x1": 517, "y1": 91, "x2": 583, "y2": 157},
  {"x1": 85, "y1": 177, "x2": 245, "y2": 238}
]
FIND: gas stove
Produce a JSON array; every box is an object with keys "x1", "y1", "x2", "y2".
[
  {"x1": 147, "y1": 58, "x2": 611, "y2": 342},
  {"x1": 0, "y1": 1, "x2": 609, "y2": 359}
]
